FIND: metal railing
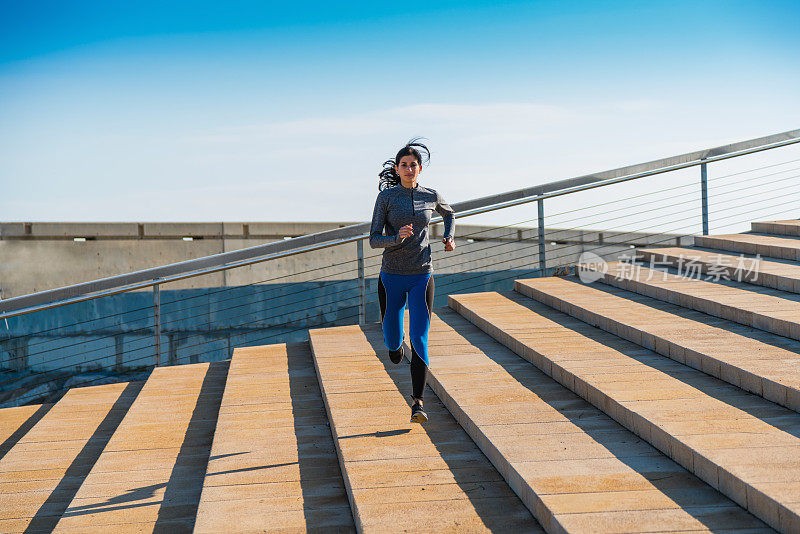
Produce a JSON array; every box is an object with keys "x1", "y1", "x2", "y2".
[
  {"x1": 0, "y1": 128, "x2": 798, "y2": 407},
  {"x1": 3, "y1": 129, "x2": 798, "y2": 320}
]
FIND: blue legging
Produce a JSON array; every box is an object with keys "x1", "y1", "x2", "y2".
[{"x1": 378, "y1": 271, "x2": 434, "y2": 400}]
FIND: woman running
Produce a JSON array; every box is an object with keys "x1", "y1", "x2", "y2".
[{"x1": 369, "y1": 139, "x2": 455, "y2": 424}]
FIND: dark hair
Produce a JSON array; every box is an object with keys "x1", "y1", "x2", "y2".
[{"x1": 378, "y1": 137, "x2": 430, "y2": 191}]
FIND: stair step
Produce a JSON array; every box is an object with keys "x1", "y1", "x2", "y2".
[
  {"x1": 637, "y1": 246, "x2": 800, "y2": 293},
  {"x1": 309, "y1": 324, "x2": 542, "y2": 533},
  {"x1": 516, "y1": 276, "x2": 800, "y2": 413},
  {"x1": 0, "y1": 382, "x2": 140, "y2": 533},
  {"x1": 194, "y1": 343, "x2": 354, "y2": 533},
  {"x1": 591, "y1": 261, "x2": 800, "y2": 343},
  {"x1": 695, "y1": 233, "x2": 800, "y2": 261},
  {"x1": 0, "y1": 403, "x2": 53, "y2": 460},
  {"x1": 52, "y1": 363, "x2": 226, "y2": 532},
  {"x1": 752, "y1": 220, "x2": 800, "y2": 236},
  {"x1": 450, "y1": 289, "x2": 800, "y2": 532},
  {"x1": 425, "y1": 309, "x2": 767, "y2": 532}
]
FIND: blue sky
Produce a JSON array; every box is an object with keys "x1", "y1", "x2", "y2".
[{"x1": 1, "y1": 0, "x2": 798, "y2": 229}]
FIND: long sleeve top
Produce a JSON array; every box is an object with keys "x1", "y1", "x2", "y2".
[{"x1": 369, "y1": 183, "x2": 455, "y2": 275}]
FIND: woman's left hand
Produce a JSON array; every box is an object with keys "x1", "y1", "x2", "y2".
[{"x1": 442, "y1": 237, "x2": 455, "y2": 251}]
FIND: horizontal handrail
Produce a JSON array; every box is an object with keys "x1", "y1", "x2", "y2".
[
  {"x1": 0, "y1": 235, "x2": 367, "y2": 319},
  {"x1": 455, "y1": 134, "x2": 800, "y2": 218},
  {"x1": 1, "y1": 128, "x2": 798, "y2": 318},
  {"x1": 455, "y1": 129, "x2": 799, "y2": 213}
]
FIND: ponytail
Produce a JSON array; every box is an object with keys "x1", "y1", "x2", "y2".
[{"x1": 378, "y1": 159, "x2": 400, "y2": 190}]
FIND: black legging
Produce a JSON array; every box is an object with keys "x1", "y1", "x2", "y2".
[{"x1": 378, "y1": 274, "x2": 435, "y2": 401}]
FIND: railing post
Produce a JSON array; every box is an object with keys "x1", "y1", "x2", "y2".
[
  {"x1": 153, "y1": 281, "x2": 161, "y2": 367},
  {"x1": 357, "y1": 239, "x2": 366, "y2": 325},
  {"x1": 701, "y1": 160, "x2": 709, "y2": 235},
  {"x1": 537, "y1": 197, "x2": 546, "y2": 271},
  {"x1": 114, "y1": 334, "x2": 124, "y2": 371}
]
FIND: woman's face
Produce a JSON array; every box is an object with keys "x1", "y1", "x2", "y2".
[{"x1": 395, "y1": 155, "x2": 421, "y2": 187}]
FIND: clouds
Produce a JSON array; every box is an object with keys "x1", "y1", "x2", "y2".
[
  {"x1": 3, "y1": 94, "x2": 796, "y2": 238},
  {"x1": 185, "y1": 102, "x2": 580, "y2": 142}
]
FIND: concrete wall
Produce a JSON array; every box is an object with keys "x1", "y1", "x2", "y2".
[
  {"x1": 0, "y1": 222, "x2": 358, "y2": 296},
  {"x1": 0, "y1": 221, "x2": 694, "y2": 297},
  {"x1": 0, "y1": 221, "x2": 695, "y2": 407}
]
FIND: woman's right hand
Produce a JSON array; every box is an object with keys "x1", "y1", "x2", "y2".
[{"x1": 399, "y1": 224, "x2": 413, "y2": 240}]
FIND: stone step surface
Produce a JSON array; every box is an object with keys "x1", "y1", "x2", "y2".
[
  {"x1": 637, "y1": 246, "x2": 800, "y2": 293},
  {"x1": 752, "y1": 220, "x2": 800, "y2": 236},
  {"x1": 0, "y1": 382, "x2": 140, "y2": 533},
  {"x1": 425, "y1": 308, "x2": 767, "y2": 532},
  {"x1": 194, "y1": 343, "x2": 354, "y2": 533},
  {"x1": 450, "y1": 289, "x2": 800, "y2": 532},
  {"x1": 590, "y1": 261, "x2": 800, "y2": 343},
  {"x1": 516, "y1": 276, "x2": 800, "y2": 413},
  {"x1": 0, "y1": 403, "x2": 53, "y2": 460},
  {"x1": 309, "y1": 324, "x2": 542, "y2": 533},
  {"x1": 695, "y1": 233, "x2": 800, "y2": 261},
  {"x1": 52, "y1": 362, "x2": 227, "y2": 533}
]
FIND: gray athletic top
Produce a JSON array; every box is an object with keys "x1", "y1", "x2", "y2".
[{"x1": 369, "y1": 183, "x2": 455, "y2": 275}]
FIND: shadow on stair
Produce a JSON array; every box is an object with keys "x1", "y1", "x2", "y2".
[
  {"x1": 516, "y1": 292, "x2": 800, "y2": 441},
  {"x1": 154, "y1": 360, "x2": 229, "y2": 531},
  {"x1": 578, "y1": 279, "x2": 800, "y2": 353},
  {"x1": 362, "y1": 323, "x2": 521, "y2": 531},
  {"x1": 0, "y1": 403, "x2": 53, "y2": 461},
  {"x1": 287, "y1": 341, "x2": 354, "y2": 527},
  {"x1": 436, "y1": 308, "x2": 740, "y2": 532},
  {"x1": 24, "y1": 381, "x2": 143, "y2": 533}
]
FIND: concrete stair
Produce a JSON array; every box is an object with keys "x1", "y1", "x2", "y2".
[
  {"x1": 691, "y1": 219, "x2": 800, "y2": 260},
  {"x1": 52, "y1": 362, "x2": 227, "y2": 532},
  {"x1": 0, "y1": 382, "x2": 141, "y2": 532},
  {"x1": 637, "y1": 247, "x2": 800, "y2": 293},
  {"x1": 0, "y1": 403, "x2": 53, "y2": 459},
  {"x1": 591, "y1": 262, "x2": 800, "y2": 344},
  {"x1": 631, "y1": 220, "x2": 800, "y2": 294},
  {"x1": 693, "y1": 234, "x2": 800, "y2": 261},
  {"x1": 425, "y1": 308, "x2": 765, "y2": 532},
  {"x1": 451, "y1": 290, "x2": 793, "y2": 531},
  {"x1": 515, "y1": 277, "x2": 800, "y2": 412},
  {"x1": 309, "y1": 325, "x2": 541, "y2": 532},
  {"x1": 751, "y1": 220, "x2": 800, "y2": 236},
  {"x1": 0, "y1": 218, "x2": 798, "y2": 532},
  {"x1": 194, "y1": 343, "x2": 352, "y2": 532}
]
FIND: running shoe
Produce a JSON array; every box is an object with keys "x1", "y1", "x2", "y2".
[
  {"x1": 388, "y1": 345, "x2": 405, "y2": 364},
  {"x1": 410, "y1": 401, "x2": 428, "y2": 424}
]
